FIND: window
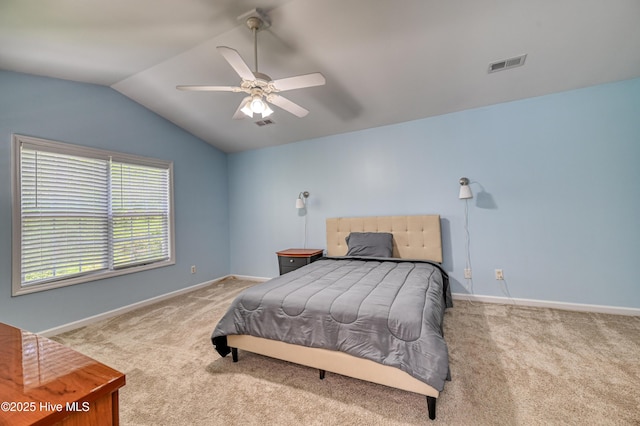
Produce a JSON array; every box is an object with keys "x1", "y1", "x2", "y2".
[{"x1": 12, "y1": 135, "x2": 175, "y2": 296}]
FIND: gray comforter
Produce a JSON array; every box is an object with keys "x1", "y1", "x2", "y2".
[{"x1": 212, "y1": 257, "x2": 452, "y2": 391}]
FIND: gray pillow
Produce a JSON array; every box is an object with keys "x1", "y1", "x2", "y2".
[{"x1": 345, "y1": 232, "x2": 393, "y2": 257}]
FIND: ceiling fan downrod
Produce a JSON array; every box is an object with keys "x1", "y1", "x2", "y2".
[{"x1": 246, "y1": 16, "x2": 263, "y2": 74}]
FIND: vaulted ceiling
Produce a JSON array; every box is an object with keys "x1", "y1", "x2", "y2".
[{"x1": 2, "y1": 0, "x2": 639, "y2": 153}]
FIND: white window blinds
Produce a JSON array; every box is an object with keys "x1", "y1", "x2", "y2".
[
  {"x1": 110, "y1": 161, "x2": 170, "y2": 269},
  {"x1": 13, "y1": 135, "x2": 174, "y2": 295},
  {"x1": 20, "y1": 149, "x2": 110, "y2": 284}
]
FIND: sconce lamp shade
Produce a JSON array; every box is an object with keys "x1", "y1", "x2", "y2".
[
  {"x1": 459, "y1": 177, "x2": 473, "y2": 199},
  {"x1": 296, "y1": 191, "x2": 309, "y2": 209}
]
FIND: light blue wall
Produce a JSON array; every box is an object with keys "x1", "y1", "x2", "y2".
[
  {"x1": 0, "y1": 71, "x2": 230, "y2": 332},
  {"x1": 2, "y1": 72, "x2": 638, "y2": 333},
  {"x1": 229, "y1": 78, "x2": 640, "y2": 309}
]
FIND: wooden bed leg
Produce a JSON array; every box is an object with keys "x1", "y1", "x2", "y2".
[
  {"x1": 231, "y1": 347, "x2": 238, "y2": 362},
  {"x1": 319, "y1": 369, "x2": 325, "y2": 380},
  {"x1": 426, "y1": 396, "x2": 436, "y2": 420}
]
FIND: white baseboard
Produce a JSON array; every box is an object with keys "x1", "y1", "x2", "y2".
[
  {"x1": 452, "y1": 293, "x2": 640, "y2": 316},
  {"x1": 39, "y1": 275, "x2": 236, "y2": 337},
  {"x1": 231, "y1": 276, "x2": 640, "y2": 316},
  {"x1": 235, "y1": 275, "x2": 639, "y2": 316},
  {"x1": 231, "y1": 274, "x2": 270, "y2": 282},
  {"x1": 39, "y1": 275, "x2": 638, "y2": 337}
]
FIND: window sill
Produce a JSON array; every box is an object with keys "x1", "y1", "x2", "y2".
[{"x1": 12, "y1": 258, "x2": 176, "y2": 297}]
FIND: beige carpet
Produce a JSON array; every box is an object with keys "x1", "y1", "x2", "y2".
[{"x1": 52, "y1": 277, "x2": 640, "y2": 425}]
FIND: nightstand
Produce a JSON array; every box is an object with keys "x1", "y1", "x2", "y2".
[{"x1": 276, "y1": 248, "x2": 323, "y2": 275}]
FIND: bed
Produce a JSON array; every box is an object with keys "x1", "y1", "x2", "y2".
[{"x1": 211, "y1": 215, "x2": 452, "y2": 420}]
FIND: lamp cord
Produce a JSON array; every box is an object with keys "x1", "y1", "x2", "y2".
[
  {"x1": 463, "y1": 199, "x2": 477, "y2": 305},
  {"x1": 499, "y1": 278, "x2": 517, "y2": 305},
  {"x1": 464, "y1": 198, "x2": 515, "y2": 306},
  {"x1": 303, "y1": 209, "x2": 308, "y2": 249},
  {"x1": 464, "y1": 199, "x2": 471, "y2": 273}
]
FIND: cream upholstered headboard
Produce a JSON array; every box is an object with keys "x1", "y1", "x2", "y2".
[{"x1": 326, "y1": 215, "x2": 443, "y2": 263}]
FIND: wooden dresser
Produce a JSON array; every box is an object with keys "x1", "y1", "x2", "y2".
[{"x1": 0, "y1": 322, "x2": 125, "y2": 426}]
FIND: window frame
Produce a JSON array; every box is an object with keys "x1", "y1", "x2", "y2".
[{"x1": 11, "y1": 134, "x2": 175, "y2": 296}]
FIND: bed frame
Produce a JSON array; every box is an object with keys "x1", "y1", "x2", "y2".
[{"x1": 227, "y1": 215, "x2": 444, "y2": 420}]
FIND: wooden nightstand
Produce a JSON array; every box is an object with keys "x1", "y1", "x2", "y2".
[{"x1": 276, "y1": 248, "x2": 324, "y2": 275}]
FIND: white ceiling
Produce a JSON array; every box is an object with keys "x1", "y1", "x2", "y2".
[{"x1": 2, "y1": 0, "x2": 640, "y2": 153}]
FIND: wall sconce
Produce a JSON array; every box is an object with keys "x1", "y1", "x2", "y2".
[
  {"x1": 459, "y1": 177, "x2": 473, "y2": 199},
  {"x1": 296, "y1": 191, "x2": 309, "y2": 209}
]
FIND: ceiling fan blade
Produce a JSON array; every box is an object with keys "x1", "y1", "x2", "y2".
[
  {"x1": 271, "y1": 73, "x2": 326, "y2": 92},
  {"x1": 217, "y1": 46, "x2": 255, "y2": 81},
  {"x1": 176, "y1": 85, "x2": 238, "y2": 91},
  {"x1": 232, "y1": 97, "x2": 251, "y2": 120},
  {"x1": 267, "y1": 94, "x2": 309, "y2": 117}
]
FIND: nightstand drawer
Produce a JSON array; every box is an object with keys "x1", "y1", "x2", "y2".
[{"x1": 278, "y1": 256, "x2": 309, "y2": 269}]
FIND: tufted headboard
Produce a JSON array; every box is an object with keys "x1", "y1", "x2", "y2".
[{"x1": 326, "y1": 215, "x2": 443, "y2": 263}]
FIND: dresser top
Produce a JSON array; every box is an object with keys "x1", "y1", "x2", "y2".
[{"x1": 0, "y1": 322, "x2": 125, "y2": 425}]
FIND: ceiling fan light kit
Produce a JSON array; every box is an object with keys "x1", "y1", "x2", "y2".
[
  {"x1": 177, "y1": 9, "x2": 325, "y2": 120},
  {"x1": 241, "y1": 93, "x2": 273, "y2": 118}
]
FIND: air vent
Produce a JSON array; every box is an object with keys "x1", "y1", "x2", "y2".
[
  {"x1": 255, "y1": 119, "x2": 275, "y2": 127},
  {"x1": 488, "y1": 54, "x2": 527, "y2": 73}
]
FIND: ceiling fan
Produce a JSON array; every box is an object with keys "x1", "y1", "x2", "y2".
[{"x1": 177, "y1": 11, "x2": 325, "y2": 120}]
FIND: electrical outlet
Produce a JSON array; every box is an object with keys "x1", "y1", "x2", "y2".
[
  {"x1": 495, "y1": 269, "x2": 504, "y2": 280},
  {"x1": 464, "y1": 268, "x2": 472, "y2": 279},
  {"x1": 190, "y1": 265, "x2": 197, "y2": 274}
]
